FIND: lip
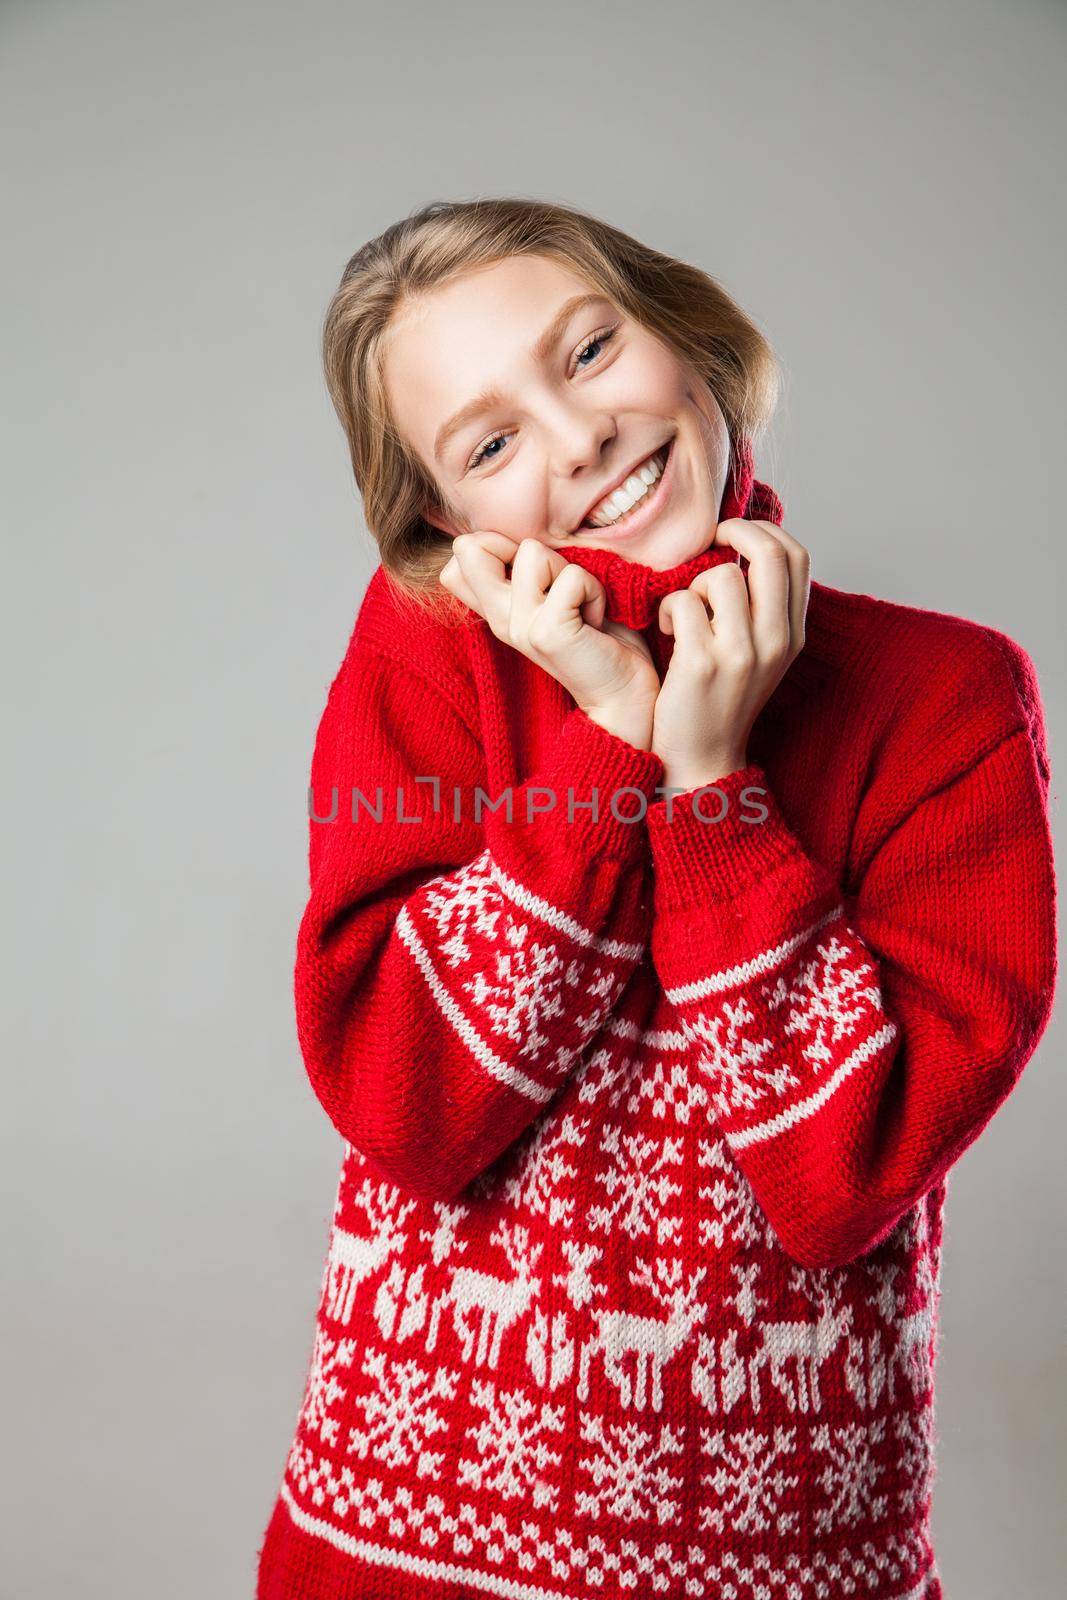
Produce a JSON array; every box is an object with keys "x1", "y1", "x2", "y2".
[{"x1": 572, "y1": 435, "x2": 677, "y2": 542}]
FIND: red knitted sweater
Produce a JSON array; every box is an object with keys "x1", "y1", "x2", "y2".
[{"x1": 257, "y1": 456, "x2": 1057, "y2": 1600}]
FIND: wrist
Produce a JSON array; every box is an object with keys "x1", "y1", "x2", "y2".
[
  {"x1": 583, "y1": 703, "x2": 655, "y2": 753},
  {"x1": 660, "y1": 752, "x2": 748, "y2": 793}
]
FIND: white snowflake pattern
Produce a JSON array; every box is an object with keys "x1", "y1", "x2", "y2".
[
  {"x1": 574, "y1": 1039, "x2": 642, "y2": 1108},
  {"x1": 696, "y1": 1135, "x2": 773, "y2": 1251},
  {"x1": 625, "y1": 1047, "x2": 707, "y2": 1125},
  {"x1": 297, "y1": 1327, "x2": 357, "y2": 1446},
  {"x1": 685, "y1": 994, "x2": 801, "y2": 1118},
  {"x1": 894, "y1": 1409, "x2": 936, "y2": 1515},
  {"x1": 415, "y1": 855, "x2": 629, "y2": 1070},
  {"x1": 456, "y1": 1377, "x2": 567, "y2": 1510},
  {"x1": 699, "y1": 1425, "x2": 800, "y2": 1536},
  {"x1": 467, "y1": 929, "x2": 623, "y2": 1065},
  {"x1": 586, "y1": 1123, "x2": 684, "y2": 1244},
  {"x1": 575, "y1": 1412, "x2": 685, "y2": 1524},
  {"x1": 346, "y1": 1347, "x2": 459, "y2": 1479},
  {"x1": 680, "y1": 929, "x2": 887, "y2": 1119},
  {"x1": 576, "y1": 1029, "x2": 707, "y2": 1128},
  {"x1": 763, "y1": 933, "x2": 882, "y2": 1072},
  {"x1": 810, "y1": 1417, "x2": 889, "y2": 1533},
  {"x1": 420, "y1": 853, "x2": 503, "y2": 964},
  {"x1": 465, "y1": 926, "x2": 571, "y2": 1059},
  {"x1": 500, "y1": 1110, "x2": 588, "y2": 1225}
]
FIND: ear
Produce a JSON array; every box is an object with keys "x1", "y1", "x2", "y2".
[{"x1": 422, "y1": 504, "x2": 465, "y2": 541}]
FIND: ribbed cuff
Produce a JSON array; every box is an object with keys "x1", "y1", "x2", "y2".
[
  {"x1": 486, "y1": 707, "x2": 666, "y2": 863},
  {"x1": 646, "y1": 762, "x2": 804, "y2": 903}
]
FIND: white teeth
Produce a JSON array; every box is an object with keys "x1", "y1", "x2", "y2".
[{"x1": 586, "y1": 446, "x2": 668, "y2": 528}]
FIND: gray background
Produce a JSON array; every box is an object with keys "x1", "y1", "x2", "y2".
[{"x1": 3, "y1": 1, "x2": 1063, "y2": 1595}]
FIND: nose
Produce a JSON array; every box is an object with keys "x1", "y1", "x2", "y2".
[{"x1": 549, "y1": 409, "x2": 617, "y2": 480}]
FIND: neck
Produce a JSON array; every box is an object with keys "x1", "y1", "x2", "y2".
[{"x1": 560, "y1": 437, "x2": 785, "y2": 630}]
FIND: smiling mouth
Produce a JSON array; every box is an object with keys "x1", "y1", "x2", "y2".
[{"x1": 576, "y1": 438, "x2": 674, "y2": 533}]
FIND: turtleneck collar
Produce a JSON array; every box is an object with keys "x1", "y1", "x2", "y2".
[{"x1": 560, "y1": 436, "x2": 785, "y2": 630}]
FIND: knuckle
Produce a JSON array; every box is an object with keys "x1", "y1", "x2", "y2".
[
  {"x1": 526, "y1": 612, "x2": 553, "y2": 651},
  {"x1": 688, "y1": 642, "x2": 718, "y2": 679},
  {"x1": 725, "y1": 641, "x2": 756, "y2": 672}
]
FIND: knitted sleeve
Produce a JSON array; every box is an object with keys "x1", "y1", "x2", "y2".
[
  {"x1": 644, "y1": 637, "x2": 1057, "y2": 1271},
  {"x1": 294, "y1": 639, "x2": 664, "y2": 1203}
]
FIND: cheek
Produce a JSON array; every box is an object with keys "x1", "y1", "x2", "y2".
[
  {"x1": 689, "y1": 389, "x2": 730, "y2": 454},
  {"x1": 469, "y1": 467, "x2": 549, "y2": 536},
  {"x1": 626, "y1": 356, "x2": 682, "y2": 414},
  {"x1": 632, "y1": 339, "x2": 692, "y2": 407}
]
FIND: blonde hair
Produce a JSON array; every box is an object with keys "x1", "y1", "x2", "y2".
[{"x1": 321, "y1": 197, "x2": 780, "y2": 624}]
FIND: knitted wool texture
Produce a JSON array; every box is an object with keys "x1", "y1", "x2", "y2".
[{"x1": 257, "y1": 446, "x2": 1057, "y2": 1600}]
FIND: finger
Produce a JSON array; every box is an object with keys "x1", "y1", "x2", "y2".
[
  {"x1": 658, "y1": 561, "x2": 741, "y2": 634},
  {"x1": 535, "y1": 558, "x2": 607, "y2": 634},
  {"x1": 439, "y1": 553, "x2": 486, "y2": 616},
  {"x1": 712, "y1": 518, "x2": 794, "y2": 656},
  {"x1": 657, "y1": 589, "x2": 719, "y2": 665},
  {"x1": 679, "y1": 565, "x2": 755, "y2": 663},
  {"x1": 507, "y1": 537, "x2": 570, "y2": 634},
  {"x1": 750, "y1": 519, "x2": 810, "y2": 646},
  {"x1": 452, "y1": 532, "x2": 522, "y2": 634},
  {"x1": 462, "y1": 529, "x2": 522, "y2": 562},
  {"x1": 721, "y1": 518, "x2": 810, "y2": 647}
]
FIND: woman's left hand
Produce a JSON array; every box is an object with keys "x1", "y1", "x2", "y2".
[{"x1": 652, "y1": 519, "x2": 810, "y2": 793}]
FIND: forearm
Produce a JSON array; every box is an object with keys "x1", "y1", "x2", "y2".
[
  {"x1": 298, "y1": 693, "x2": 665, "y2": 1201},
  {"x1": 644, "y1": 740, "x2": 1056, "y2": 1268}
]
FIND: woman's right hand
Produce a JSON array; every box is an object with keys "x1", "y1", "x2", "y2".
[{"x1": 440, "y1": 531, "x2": 661, "y2": 752}]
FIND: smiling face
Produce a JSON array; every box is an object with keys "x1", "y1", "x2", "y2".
[{"x1": 381, "y1": 253, "x2": 733, "y2": 571}]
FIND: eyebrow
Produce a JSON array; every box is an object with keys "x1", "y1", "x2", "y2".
[{"x1": 433, "y1": 291, "x2": 611, "y2": 464}]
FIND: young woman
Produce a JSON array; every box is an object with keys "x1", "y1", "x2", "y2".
[{"x1": 256, "y1": 198, "x2": 1057, "y2": 1600}]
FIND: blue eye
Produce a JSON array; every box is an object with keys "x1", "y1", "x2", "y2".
[
  {"x1": 465, "y1": 324, "x2": 619, "y2": 470},
  {"x1": 467, "y1": 432, "x2": 508, "y2": 469},
  {"x1": 574, "y1": 326, "x2": 616, "y2": 368}
]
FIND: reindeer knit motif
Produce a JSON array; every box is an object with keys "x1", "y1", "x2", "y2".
[{"x1": 256, "y1": 451, "x2": 1057, "y2": 1600}]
